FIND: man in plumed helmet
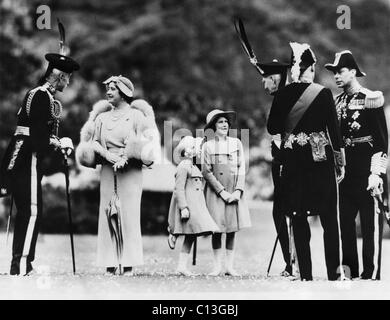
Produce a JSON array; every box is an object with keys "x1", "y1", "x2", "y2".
[
  {"x1": 325, "y1": 51, "x2": 388, "y2": 280},
  {"x1": 267, "y1": 43, "x2": 345, "y2": 281},
  {"x1": 0, "y1": 51, "x2": 79, "y2": 275},
  {"x1": 259, "y1": 59, "x2": 292, "y2": 277}
]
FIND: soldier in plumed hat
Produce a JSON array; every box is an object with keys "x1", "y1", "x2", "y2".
[
  {"x1": 325, "y1": 50, "x2": 388, "y2": 280},
  {"x1": 259, "y1": 59, "x2": 293, "y2": 277},
  {"x1": 0, "y1": 40, "x2": 79, "y2": 275},
  {"x1": 267, "y1": 43, "x2": 345, "y2": 281}
]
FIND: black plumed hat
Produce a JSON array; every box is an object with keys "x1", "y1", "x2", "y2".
[
  {"x1": 45, "y1": 53, "x2": 80, "y2": 73},
  {"x1": 257, "y1": 59, "x2": 290, "y2": 77}
]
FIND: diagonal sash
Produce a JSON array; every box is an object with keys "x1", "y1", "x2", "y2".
[{"x1": 285, "y1": 83, "x2": 324, "y2": 134}]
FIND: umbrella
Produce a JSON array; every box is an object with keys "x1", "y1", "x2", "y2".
[{"x1": 105, "y1": 173, "x2": 124, "y2": 274}]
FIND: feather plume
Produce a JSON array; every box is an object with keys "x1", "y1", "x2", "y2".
[{"x1": 57, "y1": 18, "x2": 66, "y2": 55}]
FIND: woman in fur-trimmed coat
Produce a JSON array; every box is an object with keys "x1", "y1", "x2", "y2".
[{"x1": 76, "y1": 76, "x2": 160, "y2": 276}]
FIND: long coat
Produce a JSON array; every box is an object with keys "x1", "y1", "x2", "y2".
[
  {"x1": 267, "y1": 82, "x2": 343, "y2": 216},
  {"x1": 168, "y1": 159, "x2": 219, "y2": 235},
  {"x1": 76, "y1": 99, "x2": 160, "y2": 268},
  {"x1": 202, "y1": 136, "x2": 251, "y2": 233}
]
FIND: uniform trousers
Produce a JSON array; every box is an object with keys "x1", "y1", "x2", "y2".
[
  {"x1": 339, "y1": 180, "x2": 375, "y2": 279},
  {"x1": 10, "y1": 153, "x2": 42, "y2": 275},
  {"x1": 291, "y1": 205, "x2": 340, "y2": 281},
  {"x1": 271, "y1": 160, "x2": 291, "y2": 273}
]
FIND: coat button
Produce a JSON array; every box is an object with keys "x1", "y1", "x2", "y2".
[
  {"x1": 220, "y1": 172, "x2": 223, "y2": 175},
  {"x1": 196, "y1": 188, "x2": 199, "y2": 191}
]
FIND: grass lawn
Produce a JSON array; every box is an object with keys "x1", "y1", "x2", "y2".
[{"x1": 0, "y1": 201, "x2": 389, "y2": 300}]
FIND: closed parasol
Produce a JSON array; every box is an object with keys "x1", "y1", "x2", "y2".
[{"x1": 105, "y1": 172, "x2": 124, "y2": 275}]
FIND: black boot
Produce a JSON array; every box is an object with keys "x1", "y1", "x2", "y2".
[
  {"x1": 105, "y1": 267, "x2": 117, "y2": 276},
  {"x1": 10, "y1": 256, "x2": 21, "y2": 275}
]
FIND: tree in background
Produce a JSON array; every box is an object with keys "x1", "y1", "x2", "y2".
[{"x1": 1, "y1": 0, "x2": 389, "y2": 233}]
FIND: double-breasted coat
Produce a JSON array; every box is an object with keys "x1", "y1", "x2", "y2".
[
  {"x1": 335, "y1": 87, "x2": 388, "y2": 279},
  {"x1": 202, "y1": 136, "x2": 251, "y2": 233},
  {"x1": 168, "y1": 159, "x2": 219, "y2": 235}
]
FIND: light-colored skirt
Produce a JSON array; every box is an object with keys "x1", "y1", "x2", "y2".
[
  {"x1": 205, "y1": 187, "x2": 251, "y2": 233},
  {"x1": 96, "y1": 164, "x2": 143, "y2": 267}
]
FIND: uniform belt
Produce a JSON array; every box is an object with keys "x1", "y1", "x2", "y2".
[
  {"x1": 283, "y1": 131, "x2": 329, "y2": 149},
  {"x1": 14, "y1": 126, "x2": 30, "y2": 136},
  {"x1": 343, "y1": 135, "x2": 373, "y2": 147}
]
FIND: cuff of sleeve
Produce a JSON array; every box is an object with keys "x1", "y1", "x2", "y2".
[
  {"x1": 334, "y1": 148, "x2": 346, "y2": 167},
  {"x1": 371, "y1": 152, "x2": 387, "y2": 175},
  {"x1": 217, "y1": 188, "x2": 225, "y2": 195}
]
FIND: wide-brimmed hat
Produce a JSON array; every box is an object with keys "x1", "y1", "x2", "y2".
[
  {"x1": 257, "y1": 59, "x2": 290, "y2": 77},
  {"x1": 204, "y1": 109, "x2": 236, "y2": 130},
  {"x1": 325, "y1": 50, "x2": 366, "y2": 77},
  {"x1": 45, "y1": 53, "x2": 80, "y2": 73},
  {"x1": 103, "y1": 75, "x2": 134, "y2": 98}
]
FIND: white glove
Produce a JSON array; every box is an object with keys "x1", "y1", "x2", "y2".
[
  {"x1": 60, "y1": 137, "x2": 74, "y2": 156},
  {"x1": 49, "y1": 136, "x2": 61, "y2": 150},
  {"x1": 113, "y1": 158, "x2": 128, "y2": 171},
  {"x1": 219, "y1": 190, "x2": 232, "y2": 203},
  {"x1": 180, "y1": 208, "x2": 190, "y2": 220},
  {"x1": 367, "y1": 174, "x2": 383, "y2": 196},
  {"x1": 105, "y1": 151, "x2": 122, "y2": 164},
  {"x1": 228, "y1": 190, "x2": 242, "y2": 203},
  {"x1": 337, "y1": 166, "x2": 345, "y2": 184}
]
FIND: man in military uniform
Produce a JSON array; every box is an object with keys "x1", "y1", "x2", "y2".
[
  {"x1": 325, "y1": 51, "x2": 388, "y2": 280},
  {"x1": 0, "y1": 53, "x2": 79, "y2": 275},
  {"x1": 267, "y1": 43, "x2": 345, "y2": 281},
  {"x1": 259, "y1": 60, "x2": 292, "y2": 276}
]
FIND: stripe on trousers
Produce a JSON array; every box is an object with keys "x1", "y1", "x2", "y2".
[
  {"x1": 21, "y1": 153, "x2": 38, "y2": 274},
  {"x1": 335, "y1": 169, "x2": 346, "y2": 280}
]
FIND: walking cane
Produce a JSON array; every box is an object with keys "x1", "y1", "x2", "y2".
[
  {"x1": 5, "y1": 195, "x2": 14, "y2": 246},
  {"x1": 373, "y1": 194, "x2": 385, "y2": 280},
  {"x1": 266, "y1": 207, "x2": 286, "y2": 277},
  {"x1": 61, "y1": 138, "x2": 76, "y2": 275},
  {"x1": 266, "y1": 232, "x2": 279, "y2": 277}
]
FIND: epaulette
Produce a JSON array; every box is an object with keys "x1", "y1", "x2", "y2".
[
  {"x1": 360, "y1": 87, "x2": 384, "y2": 109},
  {"x1": 26, "y1": 86, "x2": 54, "y2": 117},
  {"x1": 26, "y1": 87, "x2": 43, "y2": 116}
]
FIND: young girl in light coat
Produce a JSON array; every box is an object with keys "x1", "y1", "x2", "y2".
[{"x1": 167, "y1": 136, "x2": 219, "y2": 275}]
